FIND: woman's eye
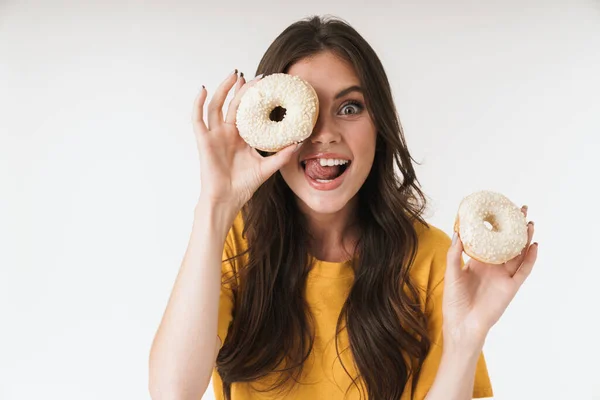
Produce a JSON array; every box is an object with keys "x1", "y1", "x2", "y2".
[{"x1": 340, "y1": 101, "x2": 363, "y2": 115}]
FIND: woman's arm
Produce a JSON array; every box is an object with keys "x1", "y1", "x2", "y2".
[
  {"x1": 149, "y1": 71, "x2": 298, "y2": 399},
  {"x1": 148, "y1": 201, "x2": 236, "y2": 400},
  {"x1": 425, "y1": 204, "x2": 537, "y2": 400},
  {"x1": 424, "y1": 337, "x2": 486, "y2": 400}
]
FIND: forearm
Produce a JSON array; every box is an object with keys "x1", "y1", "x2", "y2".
[
  {"x1": 424, "y1": 338, "x2": 485, "y2": 400},
  {"x1": 149, "y1": 200, "x2": 237, "y2": 399}
]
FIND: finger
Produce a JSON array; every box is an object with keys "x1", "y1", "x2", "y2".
[
  {"x1": 224, "y1": 74, "x2": 263, "y2": 125},
  {"x1": 224, "y1": 73, "x2": 246, "y2": 125},
  {"x1": 258, "y1": 141, "x2": 303, "y2": 179},
  {"x1": 512, "y1": 242, "x2": 539, "y2": 286},
  {"x1": 234, "y1": 72, "x2": 245, "y2": 96},
  {"x1": 505, "y1": 221, "x2": 534, "y2": 275},
  {"x1": 445, "y1": 232, "x2": 465, "y2": 280},
  {"x1": 207, "y1": 69, "x2": 238, "y2": 130},
  {"x1": 191, "y1": 86, "x2": 208, "y2": 133},
  {"x1": 504, "y1": 204, "x2": 530, "y2": 274}
]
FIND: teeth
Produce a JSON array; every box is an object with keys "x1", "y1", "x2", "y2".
[
  {"x1": 316, "y1": 179, "x2": 333, "y2": 183},
  {"x1": 318, "y1": 158, "x2": 349, "y2": 166}
]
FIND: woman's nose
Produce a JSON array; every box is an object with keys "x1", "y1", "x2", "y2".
[{"x1": 310, "y1": 118, "x2": 341, "y2": 145}]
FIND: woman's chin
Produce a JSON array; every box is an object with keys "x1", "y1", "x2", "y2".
[
  {"x1": 295, "y1": 192, "x2": 353, "y2": 215},
  {"x1": 281, "y1": 173, "x2": 359, "y2": 216}
]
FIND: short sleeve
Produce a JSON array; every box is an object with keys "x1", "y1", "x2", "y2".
[
  {"x1": 413, "y1": 230, "x2": 494, "y2": 399},
  {"x1": 216, "y1": 227, "x2": 237, "y2": 349}
]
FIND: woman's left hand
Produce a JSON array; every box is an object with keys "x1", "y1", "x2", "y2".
[{"x1": 442, "y1": 206, "x2": 539, "y2": 347}]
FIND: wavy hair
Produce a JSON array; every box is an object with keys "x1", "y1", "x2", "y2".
[{"x1": 216, "y1": 15, "x2": 430, "y2": 400}]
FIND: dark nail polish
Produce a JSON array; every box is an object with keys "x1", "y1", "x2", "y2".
[
  {"x1": 234, "y1": 69, "x2": 238, "y2": 74},
  {"x1": 240, "y1": 72, "x2": 244, "y2": 78},
  {"x1": 202, "y1": 85, "x2": 205, "y2": 89}
]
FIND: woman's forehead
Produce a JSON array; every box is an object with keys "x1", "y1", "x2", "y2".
[{"x1": 287, "y1": 52, "x2": 361, "y2": 98}]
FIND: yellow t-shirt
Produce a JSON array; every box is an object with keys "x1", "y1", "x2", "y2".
[{"x1": 212, "y1": 214, "x2": 493, "y2": 399}]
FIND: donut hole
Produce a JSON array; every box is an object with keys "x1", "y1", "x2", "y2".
[
  {"x1": 482, "y1": 215, "x2": 498, "y2": 231},
  {"x1": 269, "y1": 106, "x2": 287, "y2": 122}
]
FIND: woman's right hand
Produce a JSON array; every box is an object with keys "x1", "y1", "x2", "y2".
[{"x1": 191, "y1": 70, "x2": 300, "y2": 212}]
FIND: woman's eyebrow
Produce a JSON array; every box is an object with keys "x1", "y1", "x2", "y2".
[{"x1": 334, "y1": 85, "x2": 363, "y2": 99}]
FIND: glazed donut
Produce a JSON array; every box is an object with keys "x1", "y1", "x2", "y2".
[
  {"x1": 236, "y1": 73, "x2": 319, "y2": 152},
  {"x1": 454, "y1": 190, "x2": 528, "y2": 264}
]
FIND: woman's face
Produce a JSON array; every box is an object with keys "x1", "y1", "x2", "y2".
[{"x1": 280, "y1": 51, "x2": 377, "y2": 216}]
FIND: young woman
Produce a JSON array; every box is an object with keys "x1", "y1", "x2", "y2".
[{"x1": 149, "y1": 15, "x2": 538, "y2": 400}]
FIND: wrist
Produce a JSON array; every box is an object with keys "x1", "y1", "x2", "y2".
[
  {"x1": 443, "y1": 338, "x2": 484, "y2": 359},
  {"x1": 442, "y1": 325, "x2": 487, "y2": 354},
  {"x1": 194, "y1": 198, "x2": 239, "y2": 238}
]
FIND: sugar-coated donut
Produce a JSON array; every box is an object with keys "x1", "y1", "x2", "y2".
[
  {"x1": 454, "y1": 190, "x2": 528, "y2": 264},
  {"x1": 236, "y1": 73, "x2": 319, "y2": 152}
]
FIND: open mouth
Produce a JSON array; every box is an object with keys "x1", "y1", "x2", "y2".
[{"x1": 300, "y1": 158, "x2": 351, "y2": 186}]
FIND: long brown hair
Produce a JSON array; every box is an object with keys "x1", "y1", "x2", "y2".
[{"x1": 216, "y1": 15, "x2": 430, "y2": 400}]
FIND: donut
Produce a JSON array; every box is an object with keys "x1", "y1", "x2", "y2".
[
  {"x1": 454, "y1": 190, "x2": 528, "y2": 264},
  {"x1": 236, "y1": 73, "x2": 319, "y2": 152}
]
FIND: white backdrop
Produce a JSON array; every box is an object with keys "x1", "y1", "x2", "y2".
[{"x1": 1, "y1": 0, "x2": 599, "y2": 399}]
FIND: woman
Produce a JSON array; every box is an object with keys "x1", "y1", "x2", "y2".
[{"x1": 149, "y1": 15, "x2": 538, "y2": 400}]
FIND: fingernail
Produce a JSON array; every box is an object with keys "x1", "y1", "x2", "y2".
[
  {"x1": 240, "y1": 72, "x2": 244, "y2": 78},
  {"x1": 523, "y1": 205, "x2": 528, "y2": 211},
  {"x1": 293, "y1": 141, "x2": 304, "y2": 153},
  {"x1": 452, "y1": 232, "x2": 457, "y2": 246},
  {"x1": 202, "y1": 85, "x2": 205, "y2": 89}
]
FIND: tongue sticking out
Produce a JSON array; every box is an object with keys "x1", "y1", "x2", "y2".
[{"x1": 304, "y1": 159, "x2": 343, "y2": 181}]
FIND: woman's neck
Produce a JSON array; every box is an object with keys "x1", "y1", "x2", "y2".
[{"x1": 299, "y1": 196, "x2": 360, "y2": 263}]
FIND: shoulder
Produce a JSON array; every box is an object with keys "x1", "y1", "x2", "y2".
[
  {"x1": 414, "y1": 220, "x2": 452, "y2": 255},
  {"x1": 410, "y1": 220, "x2": 453, "y2": 293}
]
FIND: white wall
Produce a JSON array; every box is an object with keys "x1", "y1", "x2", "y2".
[{"x1": 1, "y1": 0, "x2": 599, "y2": 399}]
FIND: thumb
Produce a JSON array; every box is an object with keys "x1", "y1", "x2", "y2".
[
  {"x1": 260, "y1": 142, "x2": 303, "y2": 178},
  {"x1": 446, "y1": 232, "x2": 465, "y2": 279}
]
